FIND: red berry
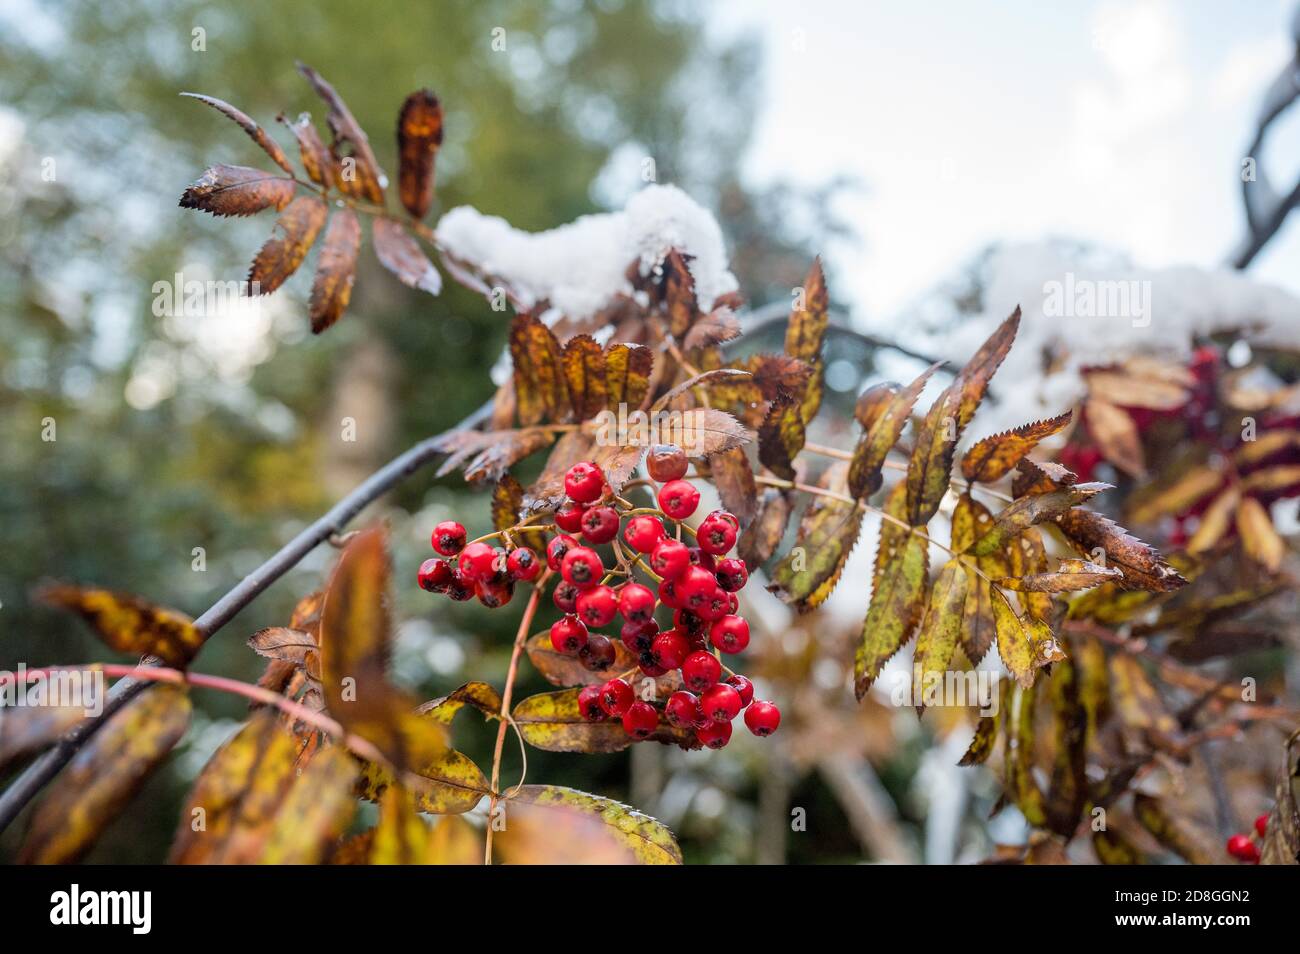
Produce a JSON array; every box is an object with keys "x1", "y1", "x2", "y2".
[
  {"x1": 618, "y1": 583, "x2": 656, "y2": 623},
  {"x1": 682, "y1": 650, "x2": 721, "y2": 692},
  {"x1": 665, "y1": 690, "x2": 703, "y2": 728},
  {"x1": 696, "y1": 719, "x2": 732, "y2": 749},
  {"x1": 623, "y1": 515, "x2": 667, "y2": 554},
  {"x1": 457, "y1": 541, "x2": 499, "y2": 583},
  {"x1": 657, "y1": 479, "x2": 700, "y2": 520},
  {"x1": 744, "y1": 700, "x2": 780, "y2": 736},
  {"x1": 577, "y1": 685, "x2": 605, "y2": 721},
  {"x1": 651, "y1": 538, "x2": 691, "y2": 579},
  {"x1": 715, "y1": 558, "x2": 748, "y2": 592},
  {"x1": 476, "y1": 578, "x2": 514, "y2": 608},
  {"x1": 506, "y1": 547, "x2": 541, "y2": 581},
  {"x1": 727, "y1": 674, "x2": 754, "y2": 707},
  {"x1": 697, "y1": 587, "x2": 730, "y2": 622},
  {"x1": 546, "y1": 534, "x2": 579, "y2": 571},
  {"x1": 638, "y1": 655, "x2": 669, "y2": 677},
  {"x1": 647, "y1": 443, "x2": 689, "y2": 482},
  {"x1": 651, "y1": 629, "x2": 689, "y2": 670},
  {"x1": 621, "y1": 618, "x2": 659, "y2": 653},
  {"x1": 710, "y1": 614, "x2": 750, "y2": 654},
  {"x1": 576, "y1": 584, "x2": 618, "y2": 627},
  {"x1": 561, "y1": 546, "x2": 604, "y2": 590},
  {"x1": 688, "y1": 546, "x2": 716, "y2": 572},
  {"x1": 445, "y1": 568, "x2": 476, "y2": 601},
  {"x1": 580, "y1": 505, "x2": 620, "y2": 544},
  {"x1": 1226, "y1": 833, "x2": 1259, "y2": 862},
  {"x1": 552, "y1": 580, "x2": 580, "y2": 613},
  {"x1": 579, "y1": 633, "x2": 616, "y2": 672},
  {"x1": 622, "y1": 700, "x2": 659, "y2": 739},
  {"x1": 701, "y1": 683, "x2": 742, "y2": 722},
  {"x1": 705, "y1": 509, "x2": 740, "y2": 529},
  {"x1": 549, "y1": 615, "x2": 588, "y2": 655},
  {"x1": 599, "y1": 677, "x2": 634, "y2": 717},
  {"x1": 417, "y1": 558, "x2": 453, "y2": 592},
  {"x1": 726, "y1": 592, "x2": 739, "y2": 614},
  {"x1": 697, "y1": 514, "x2": 737, "y2": 555},
  {"x1": 564, "y1": 461, "x2": 605, "y2": 504},
  {"x1": 657, "y1": 578, "x2": 683, "y2": 609},
  {"x1": 555, "y1": 500, "x2": 587, "y2": 533},
  {"x1": 1255, "y1": 813, "x2": 1269, "y2": 838},
  {"x1": 673, "y1": 606, "x2": 708, "y2": 639},
  {"x1": 431, "y1": 520, "x2": 467, "y2": 556},
  {"x1": 677, "y1": 565, "x2": 718, "y2": 611}
]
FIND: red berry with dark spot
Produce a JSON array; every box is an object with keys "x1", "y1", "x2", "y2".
[
  {"x1": 651, "y1": 629, "x2": 689, "y2": 670},
  {"x1": 457, "y1": 541, "x2": 499, "y2": 583},
  {"x1": 701, "y1": 683, "x2": 742, "y2": 722},
  {"x1": 698, "y1": 587, "x2": 730, "y2": 622},
  {"x1": 620, "y1": 618, "x2": 659, "y2": 653},
  {"x1": 476, "y1": 578, "x2": 514, "y2": 608},
  {"x1": 576, "y1": 584, "x2": 618, "y2": 627},
  {"x1": 417, "y1": 558, "x2": 453, "y2": 592},
  {"x1": 726, "y1": 592, "x2": 739, "y2": 614},
  {"x1": 638, "y1": 655, "x2": 668, "y2": 678},
  {"x1": 599, "y1": 678, "x2": 634, "y2": 717},
  {"x1": 622, "y1": 700, "x2": 659, "y2": 739},
  {"x1": 1255, "y1": 814, "x2": 1269, "y2": 838},
  {"x1": 727, "y1": 674, "x2": 754, "y2": 707},
  {"x1": 561, "y1": 546, "x2": 603, "y2": 590},
  {"x1": 657, "y1": 479, "x2": 700, "y2": 520},
  {"x1": 715, "y1": 558, "x2": 748, "y2": 592},
  {"x1": 647, "y1": 443, "x2": 688, "y2": 482},
  {"x1": 549, "y1": 615, "x2": 588, "y2": 654},
  {"x1": 555, "y1": 500, "x2": 586, "y2": 533},
  {"x1": 546, "y1": 534, "x2": 579, "y2": 571},
  {"x1": 564, "y1": 461, "x2": 605, "y2": 504},
  {"x1": 696, "y1": 719, "x2": 732, "y2": 749},
  {"x1": 682, "y1": 650, "x2": 721, "y2": 692},
  {"x1": 579, "y1": 633, "x2": 617, "y2": 672},
  {"x1": 580, "y1": 505, "x2": 620, "y2": 544},
  {"x1": 506, "y1": 547, "x2": 540, "y2": 581},
  {"x1": 665, "y1": 690, "x2": 703, "y2": 728},
  {"x1": 445, "y1": 568, "x2": 476, "y2": 601},
  {"x1": 552, "y1": 580, "x2": 580, "y2": 613},
  {"x1": 651, "y1": 538, "x2": 691, "y2": 579},
  {"x1": 688, "y1": 547, "x2": 716, "y2": 572},
  {"x1": 618, "y1": 583, "x2": 656, "y2": 624},
  {"x1": 431, "y1": 521, "x2": 467, "y2": 556},
  {"x1": 1226, "y1": 833, "x2": 1259, "y2": 862},
  {"x1": 577, "y1": 685, "x2": 605, "y2": 721},
  {"x1": 674, "y1": 606, "x2": 708, "y2": 639},
  {"x1": 710, "y1": 614, "x2": 750, "y2": 654},
  {"x1": 698, "y1": 514, "x2": 737, "y2": 555},
  {"x1": 657, "y1": 578, "x2": 683, "y2": 609},
  {"x1": 623, "y1": 514, "x2": 667, "y2": 553},
  {"x1": 744, "y1": 700, "x2": 781, "y2": 736},
  {"x1": 677, "y1": 565, "x2": 718, "y2": 611}
]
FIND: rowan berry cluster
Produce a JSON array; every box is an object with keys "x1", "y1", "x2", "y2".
[
  {"x1": 1225, "y1": 813, "x2": 1269, "y2": 863},
  {"x1": 417, "y1": 444, "x2": 780, "y2": 749}
]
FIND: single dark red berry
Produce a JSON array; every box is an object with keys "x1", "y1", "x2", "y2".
[
  {"x1": 651, "y1": 629, "x2": 689, "y2": 670},
  {"x1": 623, "y1": 514, "x2": 667, "y2": 554},
  {"x1": 561, "y1": 545, "x2": 604, "y2": 590},
  {"x1": 577, "y1": 685, "x2": 605, "y2": 721},
  {"x1": 1255, "y1": 814, "x2": 1269, "y2": 838},
  {"x1": 445, "y1": 568, "x2": 476, "y2": 601},
  {"x1": 638, "y1": 655, "x2": 669, "y2": 677},
  {"x1": 599, "y1": 677, "x2": 634, "y2": 717},
  {"x1": 705, "y1": 509, "x2": 740, "y2": 530},
  {"x1": 657, "y1": 479, "x2": 700, "y2": 520},
  {"x1": 651, "y1": 538, "x2": 691, "y2": 579},
  {"x1": 546, "y1": 534, "x2": 579, "y2": 571},
  {"x1": 1226, "y1": 833, "x2": 1259, "y2": 862},
  {"x1": 678, "y1": 565, "x2": 718, "y2": 611},
  {"x1": 710, "y1": 614, "x2": 750, "y2": 654},
  {"x1": 579, "y1": 633, "x2": 617, "y2": 672},
  {"x1": 621, "y1": 618, "x2": 659, "y2": 653},
  {"x1": 476, "y1": 578, "x2": 514, "y2": 608},
  {"x1": 673, "y1": 606, "x2": 708, "y2": 639},
  {"x1": 657, "y1": 578, "x2": 683, "y2": 609},
  {"x1": 697, "y1": 514, "x2": 737, "y2": 555},
  {"x1": 715, "y1": 558, "x2": 748, "y2": 592},
  {"x1": 564, "y1": 461, "x2": 605, "y2": 504},
  {"x1": 431, "y1": 520, "x2": 468, "y2": 556},
  {"x1": 555, "y1": 500, "x2": 587, "y2": 533},
  {"x1": 647, "y1": 443, "x2": 688, "y2": 482},
  {"x1": 665, "y1": 690, "x2": 703, "y2": 728},
  {"x1": 576, "y1": 584, "x2": 618, "y2": 627},
  {"x1": 457, "y1": 541, "x2": 499, "y2": 583},
  {"x1": 549, "y1": 615, "x2": 588, "y2": 654},
  {"x1": 682, "y1": 650, "x2": 721, "y2": 692},
  {"x1": 506, "y1": 547, "x2": 541, "y2": 581},
  {"x1": 622, "y1": 700, "x2": 659, "y2": 739},
  {"x1": 687, "y1": 546, "x2": 716, "y2": 572},
  {"x1": 580, "y1": 505, "x2": 620, "y2": 544},
  {"x1": 696, "y1": 719, "x2": 732, "y2": 749},
  {"x1": 744, "y1": 700, "x2": 780, "y2": 736},
  {"x1": 698, "y1": 586, "x2": 730, "y2": 622},
  {"x1": 417, "y1": 558, "x2": 453, "y2": 592},
  {"x1": 726, "y1": 592, "x2": 739, "y2": 614},
  {"x1": 701, "y1": 683, "x2": 742, "y2": 723},
  {"x1": 552, "y1": 579, "x2": 580, "y2": 613},
  {"x1": 727, "y1": 674, "x2": 754, "y2": 707},
  {"x1": 618, "y1": 583, "x2": 656, "y2": 624}
]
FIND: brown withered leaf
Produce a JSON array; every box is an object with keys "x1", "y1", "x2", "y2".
[
  {"x1": 21, "y1": 684, "x2": 191, "y2": 864},
  {"x1": 1259, "y1": 731, "x2": 1299, "y2": 865},
  {"x1": 912, "y1": 560, "x2": 969, "y2": 712},
  {"x1": 961, "y1": 411, "x2": 1073, "y2": 483},
  {"x1": 181, "y1": 92, "x2": 295, "y2": 174},
  {"x1": 1011, "y1": 458, "x2": 1079, "y2": 498},
  {"x1": 396, "y1": 89, "x2": 443, "y2": 220},
  {"x1": 179, "y1": 164, "x2": 296, "y2": 217},
  {"x1": 968, "y1": 482, "x2": 1111, "y2": 557},
  {"x1": 739, "y1": 488, "x2": 794, "y2": 567},
  {"x1": 959, "y1": 680, "x2": 1010, "y2": 765},
  {"x1": 525, "y1": 632, "x2": 637, "y2": 688},
  {"x1": 769, "y1": 463, "x2": 863, "y2": 612},
  {"x1": 247, "y1": 626, "x2": 316, "y2": 664},
  {"x1": 1236, "y1": 495, "x2": 1285, "y2": 572},
  {"x1": 1006, "y1": 528, "x2": 1053, "y2": 621},
  {"x1": 1055, "y1": 508, "x2": 1187, "y2": 592},
  {"x1": 1239, "y1": 463, "x2": 1300, "y2": 495},
  {"x1": 510, "y1": 314, "x2": 567, "y2": 426},
  {"x1": 651, "y1": 367, "x2": 752, "y2": 415},
  {"x1": 1108, "y1": 653, "x2": 1177, "y2": 735},
  {"x1": 434, "y1": 428, "x2": 552, "y2": 484},
  {"x1": 494, "y1": 785, "x2": 682, "y2": 865},
  {"x1": 35, "y1": 583, "x2": 203, "y2": 668},
  {"x1": 604, "y1": 342, "x2": 654, "y2": 410},
  {"x1": 296, "y1": 63, "x2": 386, "y2": 204},
  {"x1": 1133, "y1": 794, "x2": 1217, "y2": 864},
  {"x1": 309, "y1": 208, "x2": 361, "y2": 333},
  {"x1": 750, "y1": 353, "x2": 811, "y2": 406},
  {"x1": 248, "y1": 194, "x2": 328, "y2": 295},
  {"x1": 906, "y1": 308, "x2": 1019, "y2": 525},
  {"x1": 757, "y1": 400, "x2": 804, "y2": 480},
  {"x1": 1085, "y1": 360, "x2": 1193, "y2": 410},
  {"x1": 662, "y1": 249, "x2": 699, "y2": 338},
  {"x1": 0, "y1": 702, "x2": 87, "y2": 774},
  {"x1": 682, "y1": 306, "x2": 740, "y2": 350},
  {"x1": 523, "y1": 429, "x2": 596, "y2": 513},
  {"x1": 848, "y1": 362, "x2": 940, "y2": 500},
  {"x1": 855, "y1": 381, "x2": 899, "y2": 431},
  {"x1": 416, "y1": 681, "x2": 503, "y2": 723},
  {"x1": 491, "y1": 474, "x2": 547, "y2": 552},
  {"x1": 1187, "y1": 486, "x2": 1239, "y2": 554},
  {"x1": 708, "y1": 446, "x2": 758, "y2": 527},
  {"x1": 1043, "y1": 651, "x2": 1087, "y2": 836},
  {"x1": 997, "y1": 559, "x2": 1122, "y2": 593},
  {"x1": 561, "y1": 334, "x2": 607, "y2": 421},
  {"x1": 961, "y1": 570, "x2": 998, "y2": 665},
  {"x1": 1127, "y1": 458, "x2": 1221, "y2": 524},
  {"x1": 277, "y1": 112, "x2": 333, "y2": 187},
  {"x1": 257, "y1": 744, "x2": 359, "y2": 863},
  {"x1": 673, "y1": 407, "x2": 750, "y2": 457},
  {"x1": 1084, "y1": 397, "x2": 1145, "y2": 477},
  {"x1": 372, "y1": 217, "x2": 442, "y2": 294}
]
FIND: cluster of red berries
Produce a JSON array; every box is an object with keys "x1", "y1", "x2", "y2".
[
  {"x1": 417, "y1": 445, "x2": 780, "y2": 750},
  {"x1": 1225, "y1": 814, "x2": 1269, "y2": 863}
]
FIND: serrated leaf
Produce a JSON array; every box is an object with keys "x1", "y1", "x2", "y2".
[
  {"x1": 309, "y1": 208, "x2": 361, "y2": 333},
  {"x1": 561, "y1": 334, "x2": 607, "y2": 421},
  {"x1": 997, "y1": 559, "x2": 1122, "y2": 593},
  {"x1": 179, "y1": 164, "x2": 296, "y2": 217},
  {"x1": 961, "y1": 411, "x2": 1073, "y2": 483},
  {"x1": 673, "y1": 407, "x2": 751, "y2": 457},
  {"x1": 1054, "y1": 508, "x2": 1187, "y2": 592},
  {"x1": 438, "y1": 428, "x2": 553, "y2": 486},
  {"x1": 181, "y1": 92, "x2": 295, "y2": 174},
  {"x1": 1236, "y1": 495, "x2": 1285, "y2": 571},
  {"x1": 604, "y1": 342, "x2": 654, "y2": 410},
  {"x1": 510, "y1": 314, "x2": 567, "y2": 426},
  {"x1": 959, "y1": 679, "x2": 1010, "y2": 766},
  {"x1": 1011, "y1": 458, "x2": 1079, "y2": 498},
  {"x1": 682, "y1": 306, "x2": 740, "y2": 350},
  {"x1": 662, "y1": 248, "x2": 699, "y2": 338},
  {"x1": 296, "y1": 62, "x2": 386, "y2": 204},
  {"x1": 913, "y1": 560, "x2": 969, "y2": 710},
  {"x1": 248, "y1": 194, "x2": 328, "y2": 295},
  {"x1": 396, "y1": 89, "x2": 442, "y2": 219},
  {"x1": 738, "y1": 488, "x2": 794, "y2": 567},
  {"x1": 277, "y1": 111, "x2": 333, "y2": 187},
  {"x1": 961, "y1": 570, "x2": 997, "y2": 664},
  {"x1": 708, "y1": 446, "x2": 757, "y2": 527},
  {"x1": 495, "y1": 784, "x2": 682, "y2": 865},
  {"x1": 526, "y1": 633, "x2": 636, "y2": 688},
  {"x1": 848, "y1": 362, "x2": 940, "y2": 499},
  {"x1": 992, "y1": 587, "x2": 1034, "y2": 689},
  {"x1": 247, "y1": 626, "x2": 316, "y2": 664},
  {"x1": 968, "y1": 482, "x2": 1110, "y2": 557},
  {"x1": 257, "y1": 745, "x2": 359, "y2": 863},
  {"x1": 855, "y1": 491, "x2": 929, "y2": 699},
  {"x1": 854, "y1": 380, "x2": 899, "y2": 430},
  {"x1": 372, "y1": 217, "x2": 442, "y2": 294},
  {"x1": 768, "y1": 466, "x2": 863, "y2": 611},
  {"x1": 20, "y1": 684, "x2": 191, "y2": 864},
  {"x1": 35, "y1": 583, "x2": 203, "y2": 668}
]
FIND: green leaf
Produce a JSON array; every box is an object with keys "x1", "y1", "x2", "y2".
[
  {"x1": 768, "y1": 471, "x2": 863, "y2": 612},
  {"x1": 848, "y1": 362, "x2": 940, "y2": 500},
  {"x1": 912, "y1": 559, "x2": 969, "y2": 711},
  {"x1": 495, "y1": 784, "x2": 682, "y2": 865},
  {"x1": 969, "y1": 482, "x2": 1110, "y2": 557}
]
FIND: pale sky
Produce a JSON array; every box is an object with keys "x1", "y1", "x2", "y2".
[{"x1": 711, "y1": 0, "x2": 1300, "y2": 327}]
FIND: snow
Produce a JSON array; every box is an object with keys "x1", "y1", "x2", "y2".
[{"x1": 434, "y1": 184, "x2": 739, "y2": 321}]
